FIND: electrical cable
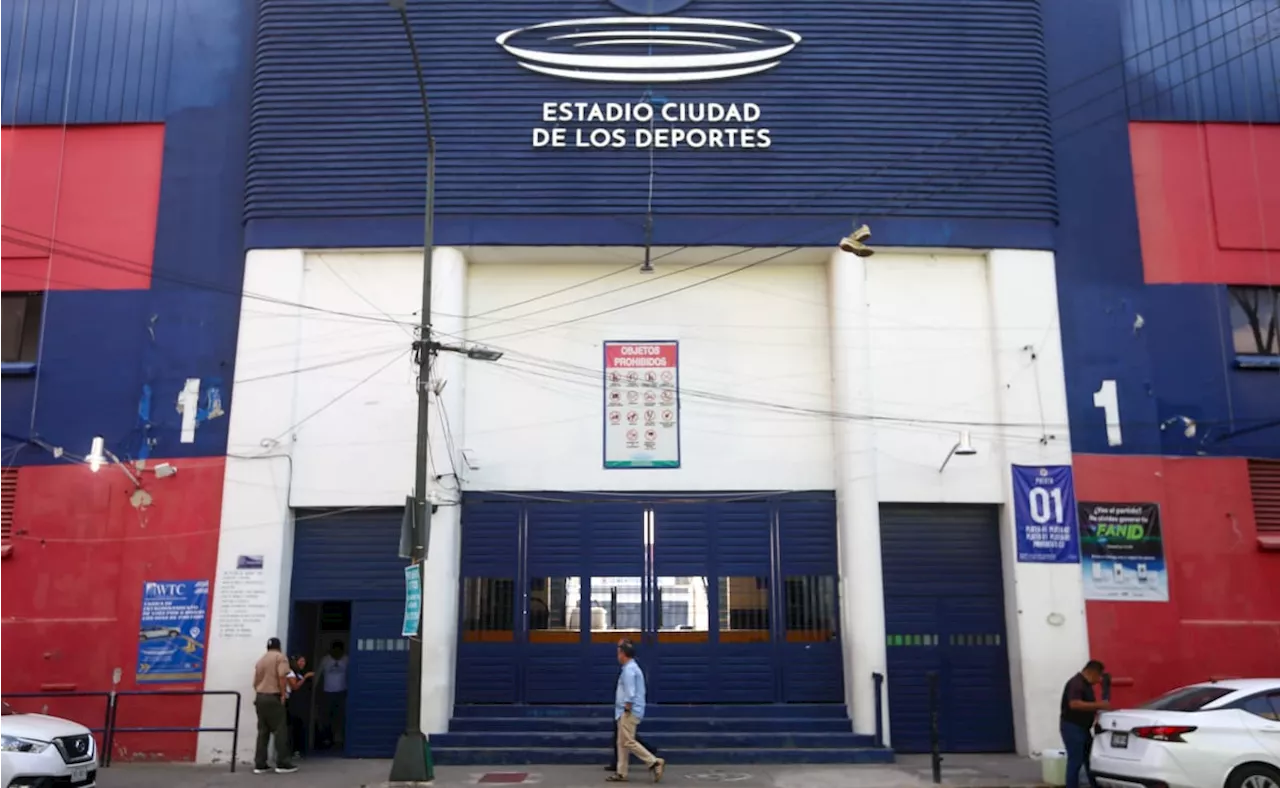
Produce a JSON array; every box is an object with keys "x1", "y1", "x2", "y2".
[
  {"x1": 265, "y1": 349, "x2": 411, "y2": 444},
  {"x1": 476, "y1": 341, "x2": 1280, "y2": 434}
]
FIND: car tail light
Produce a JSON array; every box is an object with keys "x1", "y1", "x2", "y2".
[{"x1": 1132, "y1": 725, "x2": 1197, "y2": 742}]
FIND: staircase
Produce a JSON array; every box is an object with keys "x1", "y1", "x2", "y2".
[{"x1": 432, "y1": 704, "x2": 895, "y2": 765}]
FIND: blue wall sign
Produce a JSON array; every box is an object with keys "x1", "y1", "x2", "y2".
[
  {"x1": 402, "y1": 565, "x2": 422, "y2": 637},
  {"x1": 1011, "y1": 465, "x2": 1080, "y2": 564},
  {"x1": 135, "y1": 579, "x2": 210, "y2": 683}
]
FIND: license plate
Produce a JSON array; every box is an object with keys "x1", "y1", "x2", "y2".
[{"x1": 1111, "y1": 731, "x2": 1129, "y2": 749}]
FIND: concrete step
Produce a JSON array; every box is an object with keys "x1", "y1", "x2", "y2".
[
  {"x1": 448, "y1": 716, "x2": 856, "y2": 733},
  {"x1": 431, "y1": 746, "x2": 896, "y2": 766},
  {"x1": 432, "y1": 731, "x2": 877, "y2": 750},
  {"x1": 451, "y1": 704, "x2": 850, "y2": 719}
]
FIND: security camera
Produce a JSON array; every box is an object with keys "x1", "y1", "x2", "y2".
[{"x1": 839, "y1": 224, "x2": 874, "y2": 257}]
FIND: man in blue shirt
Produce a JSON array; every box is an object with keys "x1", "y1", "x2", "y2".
[{"x1": 609, "y1": 640, "x2": 665, "y2": 783}]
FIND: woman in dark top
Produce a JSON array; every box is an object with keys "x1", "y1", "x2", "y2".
[{"x1": 286, "y1": 656, "x2": 316, "y2": 759}]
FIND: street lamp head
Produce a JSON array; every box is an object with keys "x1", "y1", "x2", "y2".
[{"x1": 466, "y1": 347, "x2": 504, "y2": 362}]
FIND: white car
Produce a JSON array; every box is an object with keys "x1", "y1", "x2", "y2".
[
  {"x1": 0, "y1": 703, "x2": 98, "y2": 788},
  {"x1": 1091, "y1": 678, "x2": 1280, "y2": 788}
]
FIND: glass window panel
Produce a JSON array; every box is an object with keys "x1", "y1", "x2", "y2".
[
  {"x1": 718, "y1": 576, "x2": 770, "y2": 640},
  {"x1": 589, "y1": 577, "x2": 642, "y2": 641},
  {"x1": 461, "y1": 577, "x2": 515, "y2": 642},
  {"x1": 529, "y1": 576, "x2": 581, "y2": 642},
  {"x1": 657, "y1": 576, "x2": 708, "y2": 642},
  {"x1": 1228, "y1": 286, "x2": 1280, "y2": 356},
  {"x1": 784, "y1": 576, "x2": 837, "y2": 643}
]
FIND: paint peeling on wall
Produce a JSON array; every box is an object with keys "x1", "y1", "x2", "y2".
[{"x1": 136, "y1": 384, "x2": 154, "y2": 460}]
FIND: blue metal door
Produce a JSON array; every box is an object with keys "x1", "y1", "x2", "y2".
[
  {"x1": 346, "y1": 600, "x2": 409, "y2": 757},
  {"x1": 456, "y1": 492, "x2": 842, "y2": 706},
  {"x1": 777, "y1": 496, "x2": 843, "y2": 703},
  {"x1": 880, "y1": 505, "x2": 1015, "y2": 753}
]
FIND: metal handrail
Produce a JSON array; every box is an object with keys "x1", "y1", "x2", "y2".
[{"x1": 2, "y1": 689, "x2": 241, "y2": 773}]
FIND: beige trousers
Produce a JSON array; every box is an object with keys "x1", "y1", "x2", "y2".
[{"x1": 616, "y1": 711, "x2": 658, "y2": 778}]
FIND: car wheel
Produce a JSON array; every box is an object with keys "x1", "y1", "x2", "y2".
[{"x1": 1228, "y1": 763, "x2": 1280, "y2": 788}]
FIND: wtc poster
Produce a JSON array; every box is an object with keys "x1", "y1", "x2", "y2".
[
  {"x1": 1011, "y1": 465, "x2": 1080, "y2": 563},
  {"x1": 1078, "y1": 503, "x2": 1169, "y2": 602},
  {"x1": 603, "y1": 340, "x2": 680, "y2": 469},
  {"x1": 136, "y1": 579, "x2": 210, "y2": 683}
]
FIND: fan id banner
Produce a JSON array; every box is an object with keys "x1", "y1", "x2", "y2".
[
  {"x1": 604, "y1": 341, "x2": 680, "y2": 468},
  {"x1": 1011, "y1": 465, "x2": 1080, "y2": 563},
  {"x1": 1078, "y1": 502, "x2": 1169, "y2": 602}
]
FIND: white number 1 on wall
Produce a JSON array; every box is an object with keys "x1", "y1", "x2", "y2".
[{"x1": 1092, "y1": 379, "x2": 1122, "y2": 447}]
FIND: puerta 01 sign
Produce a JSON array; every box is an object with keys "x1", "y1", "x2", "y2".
[
  {"x1": 499, "y1": 0, "x2": 800, "y2": 150},
  {"x1": 604, "y1": 341, "x2": 680, "y2": 468},
  {"x1": 1011, "y1": 465, "x2": 1080, "y2": 563},
  {"x1": 136, "y1": 579, "x2": 210, "y2": 683},
  {"x1": 1078, "y1": 503, "x2": 1169, "y2": 602}
]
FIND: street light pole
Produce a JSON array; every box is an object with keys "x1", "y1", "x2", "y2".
[{"x1": 389, "y1": 0, "x2": 436, "y2": 781}]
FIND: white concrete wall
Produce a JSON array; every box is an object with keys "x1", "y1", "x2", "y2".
[
  {"x1": 202, "y1": 245, "x2": 1085, "y2": 761},
  {"x1": 200, "y1": 249, "x2": 469, "y2": 760},
  {"x1": 458, "y1": 254, "x2": 835, "y2": 491},
  {"x1": 829, "y1": 249, "x2": 1083, "y2": 754}
]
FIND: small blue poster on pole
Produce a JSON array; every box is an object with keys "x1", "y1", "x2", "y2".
[
  {"x1": 1012, "y1": 465, "x2": 1080, "y2": 563},
  {"x1": 402, "y1": 565, "x2": 422, "y2": 637},
  {"x1": 135, "y1": 579, "x2": 210, "y2": 683}
]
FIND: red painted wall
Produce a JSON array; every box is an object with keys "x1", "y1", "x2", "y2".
[
  {"x1": 1130, "y1": 122, "x2": 1280, "y2": 285},
  {"x1": 0, "y1": 457, "x2": 225, "y2": 761},
  {"x1": 1, "y1": 124, "x2": 165, "y2": 291},
  {"x1": 1074, "y1": 454, "x2": 1280, "y2": 708}
]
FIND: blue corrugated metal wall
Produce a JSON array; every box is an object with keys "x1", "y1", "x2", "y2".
[
  {"x1": 1048, "y1": 0, "x2": 1280, "y2": 460},
  {"x1": 245, "y1": 0, "x2": 1055, "y2": 249},
  {"x1": 881, "y1": 505, "x2": 1014, "y2": 754},
  {"x1": 0, "y1": 0, "x2": 252, "y2": 465}
]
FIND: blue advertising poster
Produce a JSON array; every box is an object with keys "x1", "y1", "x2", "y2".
[
  {"x1": 1078, "y1": 502, "x2": 1169, "y2": 602},
  {"x1": 136, "y1": 579, "x2": 210, "y2": 683},
  {"x1": 1011, "y1": 465, "x2": 1080, "y2": 563},
  {"x1": 402, "y1": 565, "x2": 422, "y2": 637}
]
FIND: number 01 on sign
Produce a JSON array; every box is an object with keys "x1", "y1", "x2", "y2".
[{"x1": 1011, "y1": 465, "x2": 1081, "y2": 564}]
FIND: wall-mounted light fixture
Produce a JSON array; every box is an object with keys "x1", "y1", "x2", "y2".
[
  {"x1": 939, "y1": 430, "x2": 977, "y2": 473},
  {"x1": 86, "y1": 436, "x2": 106, "y2": 473}
]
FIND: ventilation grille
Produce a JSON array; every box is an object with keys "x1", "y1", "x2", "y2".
[
  {"x1": 1248, "y1": 460, "x2": 1280, "y2": 534},
  {"x1": 1, "y1": 469, "x2": 17, "y2": 545}
]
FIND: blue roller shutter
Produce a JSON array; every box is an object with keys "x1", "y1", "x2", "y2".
[{"x1": 880, "y1": 505, "x2": 1014, "y2": 753}]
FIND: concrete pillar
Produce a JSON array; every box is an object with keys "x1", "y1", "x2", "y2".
[
  {"x1": 420, "y1": 246, "x2": 468, "y2": 735},
  {"x1": 198, "y1": 249, "x2": 306, "y2": 765},
  {"x1": 827, "y1": 249, "x2": 888, "y2": 741},
  {"x1": 985, "y1": 250, "x2": 1089, "y2": 754}
]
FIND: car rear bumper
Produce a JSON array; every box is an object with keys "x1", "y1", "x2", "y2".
[{"x1": 1092, "y1": 761, "x2": 1195, "y2": 788}]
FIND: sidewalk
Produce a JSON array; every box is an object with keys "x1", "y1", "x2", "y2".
[{"x1": 96, "y1": 754, "x2": 1048, "y2": 788}]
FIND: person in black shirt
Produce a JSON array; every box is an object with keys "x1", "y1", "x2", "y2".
[{"x1": 1060, "y1": 660, "x2": 1110, "y2": 788}]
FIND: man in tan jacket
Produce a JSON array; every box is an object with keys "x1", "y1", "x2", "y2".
[{"x1": 253, "y1": 637, "x2": 298, "y2": 774}]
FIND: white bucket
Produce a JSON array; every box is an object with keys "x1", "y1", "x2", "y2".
[{"x1": 1035, "y1": 749, "x2": 1068, "y2": 787}]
